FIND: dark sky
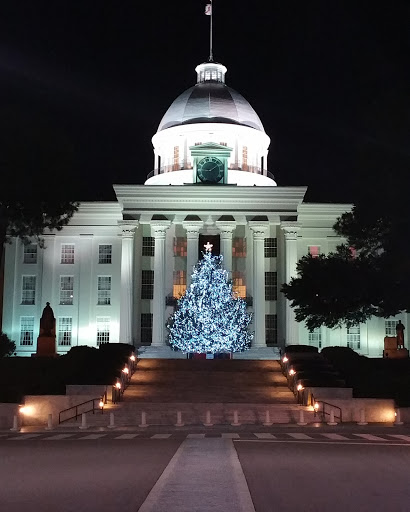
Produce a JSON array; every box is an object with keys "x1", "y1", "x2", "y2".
[{"x1": 1, "y1": 1, "x2": 409, "y2": 202}]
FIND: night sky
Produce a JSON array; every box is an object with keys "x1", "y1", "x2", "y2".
[{"x1": 1, "y1": 1, "x2": 409, "y2": 203}]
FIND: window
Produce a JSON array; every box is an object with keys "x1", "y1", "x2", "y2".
[
  {"x1": 308, "y1": 328, "x2": 322, "y2": 349},
  {"x1": 347, "y1": 325, "x2": 360, "y2": 350},
  {"x1": 173, "y1": 237, "x2": 187, "y2": 257},
  {"x1": 264, "y1": 238, "x2": 277, "y2": 258},
  {"x1": 20, "y1": 316, "x2": 34, "y2": 346},
  {"x1": 385, "y1": 320, "x2": 399, "y2": 337},
  {"x1": 98, "y1": 245, "x2": 112, "y2": 264},
  {"x1": 173, "y1": 270, "x2": 186, "y2": 298},
  {"x1": 61, "y1": 244, "x2": 75, "y2": 264},
  {"x1": 58, "y1": 317, "x2": 72, "y2": 346},
  {"x1": 97, "y1": 276, "x2": 111, "y2": 305},
  {"x1": 142, "y1": 237, "x2": 155, "y2": 256},
  {"x1": 141, "y1": 270, "x2": 154, "y2": 299},
  {"x1": 265, "y1": 272, "x2": 277, "y2": 301},
  {"x1": 242, "y1": 146, "x2": 248, "y2": 171},
  {"x1": 308, "y1": 246, "x2": 320, "y2": 258},
  {"x1": 23, "y1": 244, "x2": 37, "y2": 264},
  {"x1": 60, "y1": 276, "x2": 74, "y2": 305},
  {"x1": 141, "y1": 313, "x2": 153, "y2": 344},
  {"x1": 96, "y1": 317, "x2": 110, "y2": 345},
  {"x1": 173, "y1": 146, "x2": 179, "y2": 171},
  {"x1": 266, "y1": 314, "x2": 277, "y2": 345},
  {"x1": 21, "y1": 276, "x2": 36, "y2": 305},
  {"x1": 232, "y1": 238, "x2": 246, "y2": 258},
  {"x1": 232, "y1": 271, "x2": 246, "y2": 298}
]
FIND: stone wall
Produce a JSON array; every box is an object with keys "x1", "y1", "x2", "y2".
[
  {"x1": 0, "y1": 403, "x2": 20, "y2": 429},
  {"x1": 22, "y1": 395, "x2": 100, "y2": 427}
]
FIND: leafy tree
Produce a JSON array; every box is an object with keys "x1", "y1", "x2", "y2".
[
  {"x1": 167, "y1": 250, "x2": 253, "y2": 353},
  {"x1": 0, "y1": 332, "x2": 16, "y2": 358},
  {"x1": 0, "y1": 109, "x2": 78, "y2": 264},
  {"x1": 282, "y1": 191, "x2": 410, "y2": 329}
]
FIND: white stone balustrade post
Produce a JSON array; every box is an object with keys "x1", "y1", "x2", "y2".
[
  {"x1": 281, "y1": 222, "x2": 301, "y2": 345},
  {"x1": 182, "y1": 221, "x2": 203, "y2": 288},
  {"x1": 151, "y1": 221, "x2": 171, "y2": 347},
  {"x1": 249, "y1": 222, "x2": 269, "y2": 348},
  {"x1": 119, "y1": 221, "x2": 138, "y2": 343}
]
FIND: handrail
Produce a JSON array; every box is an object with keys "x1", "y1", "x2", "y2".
[
  {"x1": 311, "y1": 393, "x2": 343, "y2": 423},
  {"x1": 59, "y1": 394, "x2": 105, "y2": 424}
]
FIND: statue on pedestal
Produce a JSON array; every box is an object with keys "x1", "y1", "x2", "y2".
[
  {"x1": 36, "y1": 302, "x2": 57, "y2": 357},
  {"x1": 396, "y1": 320, "x2": 405, "y2": 349}
]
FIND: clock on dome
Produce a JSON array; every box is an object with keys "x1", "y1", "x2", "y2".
[{"x1": 197, "y1": 156, "x2": 224, "y2": 183}]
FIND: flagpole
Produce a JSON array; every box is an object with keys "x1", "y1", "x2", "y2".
[{"x1": 209, "y1": 0, "x2": 213, "y2": 61}]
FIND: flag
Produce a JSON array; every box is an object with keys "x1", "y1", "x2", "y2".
[{"x1": 205, "y1": 4, "x2": 212, "y2": 15}]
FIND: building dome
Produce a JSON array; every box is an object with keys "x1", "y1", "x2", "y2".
[{"x1": 157, "y1": 62, "x2": 265, "y2": 133}]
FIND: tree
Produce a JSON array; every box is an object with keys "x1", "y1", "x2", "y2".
[
  {"x1": 0, "y1": 109, "x2": 78, "y2": 264},
  {"x1": 0, "y1": 332, "x2": 16, "y2": 358},
  {"x1": 167, "y1": 250, "x2": 253, "y2": 353},
  {"x1": 282, "y1": 194, "x2": 410, "y2": 329}
]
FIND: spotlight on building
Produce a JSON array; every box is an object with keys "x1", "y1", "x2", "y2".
[
  {"x1": 115, "y1": 382, "x2": 121, "y2": 390},
  {"x1": 122, "y1": 367, "x2": 129, "y2": 374},
  {"x1": 282, "y1": 356, "x2": 288, "y2": 363},
  {"x1": 297, "y1": 384, "x2": 304, "y2": 391},
  {"x1": 289, "y1": 368, "x2": 295, "y2": 376},
  {"x1": 130, "y1": 355, "x2": 136, "y2": 362},
  {"x1": 19, "y1": 406, "x2": 34, "y2": 415}
]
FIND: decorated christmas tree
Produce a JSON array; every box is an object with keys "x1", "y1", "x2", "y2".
[{"x1": 167, "y1": 244, "x2": 253, "y2": 353}]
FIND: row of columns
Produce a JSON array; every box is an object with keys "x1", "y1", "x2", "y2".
[{"x1": 118, "y1": 219, "x2": 300, "y2": 349}]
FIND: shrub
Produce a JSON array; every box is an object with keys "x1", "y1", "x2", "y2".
[{"x1": 0, "y1": 332, "x2": 16, "y2": 358}]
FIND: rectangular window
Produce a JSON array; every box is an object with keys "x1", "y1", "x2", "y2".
[
  {"x1": 21, "y1": 276, "x2": 36, "y2": 305},
  {"x1": 61, "y1": 244, "x2": 75, "y2": 264},
  {"x1": 347, "y1": 325, "x2": 361, "y2": 350},
  {"x1": 232, "y1": 271, "x2": 246, "y2": 298},
  {"x1": 141, "y1": 270, "x2": 154, "y2": 299},
  {"x1": 60, "y1": 276, "x2": 74, "y2": 305},
  {"x1": 142, "y1": 237, "x2": 155, "y2": 257},
  {"x1": 232, "y1": 238, "x2": 246, "y2": 258},
  {"x1": 98, "y1": 244, "x2": 112, "y2": 264},
  {"x1": 265, "y1": 272, "x2": 277, "y2": 301},
  {"x1": 266, "y1": 314, "x2": 277, "y2": 345},
  {"x1": 308, "y1": 328, "x2": 322, "y2": 349},
  {"x1": 58, "y1": 317, "x2": 72, "y2": 346},
  {"x1": 385, "y1": 320, "x2": 399, "y2": 337},
  {"x1": 242, "y1": 146, "x2": 248, "y2": 171},
  {"x1": 23, "y1": 244, "x2": 37, "y2": 264},
  {"x1": 173, "y1": 270, "x2": 186, "y2": 298},
  {"x1": 308, "y1": 246, "x2": 320, "y2": 258},
  {"x1": 173, "y1": 146, "x2": 180, "y2": 171},
  {"x1": 264, "y1": 238, "x2": 277, "y2": 258},
  {"x1": 20, "y1": 316, "x2": 34, "y2": 346},
  {"x1": 96, "y1": 317, "x2": 110, "y2": 346},
  {"x1": 173, "y1": 237, "x2": 187, "y2": 257},
  {"x1": 97, "y1": 276, "x2": 111, "y2": 305},
  {"x1": 141, "y1": 313, "x2": 153, "y2": 344}
]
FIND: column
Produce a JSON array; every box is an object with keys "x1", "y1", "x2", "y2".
[
  {"x1": 249, "y1": 222, "x2": 269, "y2": 348},
  {"x1": 182, "y1": 221, "x2": 203, "y2": 288},
  {"x1": 151, "y1": 221, "x2": 171, "y2": 347},
  {"x1": 215, "y1": 221, "x2": 236, "y2": 275},
  {"x1": 281, "y1": 222, "x2": 301, "y2": 345},
  {"x1": 119, "y1": 221, "x2": 138, "y2": 344}
]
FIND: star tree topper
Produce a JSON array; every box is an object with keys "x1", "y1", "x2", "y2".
[{"x1": 204, "y1": 241, "x2": 213, "y2": 252}]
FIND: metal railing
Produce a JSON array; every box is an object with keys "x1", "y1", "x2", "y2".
[
  {"x1": 311, "y1": 394, "x2": 343, "y2": 423},
  {"x1": 59, "y1": 393, "x2": 106, "y2": 424}
]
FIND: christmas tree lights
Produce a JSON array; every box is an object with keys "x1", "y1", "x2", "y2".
[{"x1": 167, "y1": 247, "x2": 253, "y2": 353}]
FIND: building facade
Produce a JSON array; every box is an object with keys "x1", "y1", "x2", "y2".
[{"x1": 2, "y1": 61, "x2": 407, "y2": 357}]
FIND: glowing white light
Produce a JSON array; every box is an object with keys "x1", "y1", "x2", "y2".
[
  {"x1": 297, "y1": 384, "x2": 303, "y2": 391},
  {"x1": 282, "y1": 356, "x2": 288, "y2": 363},
  {"x1": 289, "y1": 369, "x2": 295, "y2": 376},
  {"x1": 130, "y1": 355, "x2": 136, "y2": 362},
  {"x1": 115, "y1": 382, "x2": 121, "y2": 389},
  {"x1": 19, "y1": 406, "x2": 34, "y2": 415}
]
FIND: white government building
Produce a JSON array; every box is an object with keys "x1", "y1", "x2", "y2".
[{"x1": 2, "y1": 60, "x2": 406, "y2": 358}]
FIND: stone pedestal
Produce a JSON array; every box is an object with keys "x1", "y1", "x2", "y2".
[{"x1": 36, "y1": 336, "x2": 57, "y2": 357}]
